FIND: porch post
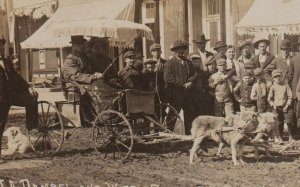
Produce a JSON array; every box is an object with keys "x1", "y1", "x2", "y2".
[{"x1": 154, "y1": 0, "x2": 160, "y2": 43}]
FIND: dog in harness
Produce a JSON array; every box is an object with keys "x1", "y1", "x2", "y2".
[{"x1": 189, "y1": 111, "x2": 259, "y2": 166}]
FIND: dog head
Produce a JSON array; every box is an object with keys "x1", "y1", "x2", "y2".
[
  {"x1": 3, "y1": 127, "x2": 21, "y2": 139},
  {"x1": 234, "y1": 111, "x2": 259, "y2": 133},
  {"x1": 253, "y1": 112, "x2": 279, "y2": 141}
]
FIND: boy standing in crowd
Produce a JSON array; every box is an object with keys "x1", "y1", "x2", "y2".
[
  {"x1": 268, "y1": 69, "x2": 294, "y2": 142},
  {"x1": 233, "y1": 71, "x2": 256, "y2": 112},
  {"x1": 251, "y1": 68, "x2": 272, "y2": 113},
  {"x1": 209, "y1": 59, "x2": 234, "y2": 117}
]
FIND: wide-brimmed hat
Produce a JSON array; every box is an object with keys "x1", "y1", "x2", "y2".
[
  {"x1": 149, "y1": 43, "x2": 161, "y2": 52},
  {"x1": 88, "y1": 37, "x2": 109, "y2": 47},
  {"x1": 253, "y1": 39, "x2": 270, "y2": 49},
  {"x1": 213, "y1": 41, "x2": 227, "y2": 50},
  {"x1": 187, "y1": 52, "x2": 201, "y2": 60},
  {"x1": 280, "y1": 39, "x2": 292, "y2": 49},
  {"x1": 170, "y1": 39, "x2": 189, "y2": 51},
  {"x1": 254, "y1": 68, "x2": 264, "y2": 76},
  {"x1": 144, "y1": 58, "x2": 157, "y2": 65},
  {"x1": 272, "y1": 69, "x2": 283, "y2": 78},
  {"x1": 124, "y1": 50, "x2": 135, "y2": 58},
  {"x1": 193, "y1": 34, "x2": 209, "y2": 44},
  {"x1": 238, "y1": 40, "x2": 252, "y2": 50},
  {"x1": 70, "y1": 35, "x2": 87, "y2": 44}
]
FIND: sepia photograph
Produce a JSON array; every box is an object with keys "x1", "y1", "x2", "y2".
[{"x1": 0, "y1": 0, "x2": 299, "y2": 186}]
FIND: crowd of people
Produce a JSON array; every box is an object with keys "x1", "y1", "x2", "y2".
[{"x1": 62, "y1": 34, "x2": 300, "y2": 142}]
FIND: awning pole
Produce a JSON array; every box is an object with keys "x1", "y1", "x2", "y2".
[{"x1": 58, "y1": 46, "x2": 63, "y2": 78}]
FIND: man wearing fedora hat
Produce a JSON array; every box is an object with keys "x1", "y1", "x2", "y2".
[
  {"x1": 237, "y1": 40, "x2": 253, "y2": 79},
  {"x1": 213, "y1": 41, "x2": 227, "y2": 60},
  {"x1": 192, "y1": 34, "x2": 214, "y2": 72},
  {"x1": 87, "y1": 37, "x2": 117, "y2": 79},
  {"x1": 253, "y1": 38, "x2": 276, "y2": 81},
  {"x1": 63, "y1": 35, "x2": 103, "y2": 127},
  {"x1": 0, "y1": 38, "x2": 38, "y2": 162},
  {"x1": 273, "y1": 39, "x2": 293, "y2": 83},
  {"x1": 164, "y1": 39, "x2": 198, "y2": 135}
]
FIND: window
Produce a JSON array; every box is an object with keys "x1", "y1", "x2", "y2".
[
  {"x1": 146, "y1": 3, "x2": 155, "y2": 18},
  {"x1": 207, "y1": 0, "x2": 220, "y2": 16}
]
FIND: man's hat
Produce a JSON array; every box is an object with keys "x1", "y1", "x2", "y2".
[
  {"x1": 170, "y1": 39, "x2": 189, "y2": 51},
  {"x1": 193, "y1": 34, "x2": 209, "y2": 44},
  {"x1": 216, "y1": 59, "x2": 226, "y2": 66},
  {"x1": 150, "y1": 43, "x2": 161, "y2": 52},
  {"x1": 206, "y1": 56, "x2": 216, "y2": 65},
  {"x1": 253, "y1": 39, "x2": 270, "y2": 49},
  {"x1": 70, "y1": 35, "x2": 87, "y2": 44},
  {"x1": 242, "y1": 71, "x2": 253, "y2": 78},
  {"x1": 272, "y1": 69, "x2": 283, "y2": 78},
  {"x1": 213, "y1": 41, "x2": 227, "y2": 50},
  {"x1": 244, "y1": 61, "x2": 255, "y2": 68},
  {"x1": 88, "y1": 37, "x2": 109, "y2": 47},
  {"x1": 124, "y1": 50, "x2": 135, "y2": 58},
  {"x1": 187, "y1": 52, "x2": 201, "y2": 60},
  {"x1": 254, "y1": 68, "x2": 264, "y2": 76},
  {"x1": 280, "y1": 39, "x2": 292, "y2": 49},
  {"x1": 238, "y1": 40, "x2": 252, "y2": 50},
  {"x1": 144, "y1": 58, "x2": 157, "y2": 65}
]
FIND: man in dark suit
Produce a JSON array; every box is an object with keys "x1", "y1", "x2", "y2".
[
  {"x1": 289, "y1": 39, "x2": 300, "y2": 134},
  {"x1": 253, "y1": 39, "x2": 276, "y2": 81},
  {"x1": 274, "y1": 39, "x2": 292, "y2": 83},
  {"x1": 164, "y1": 39, "x2": 198, "y2": 135},
  {"x1": 193, "y1": 34, "x2": 214, "y2": 72},
  {"x1": 63, "y1": 36, "x2": 102, "y2": 126},
  {"x1": 0, "y1": 39, "x2": 38, "y2": 162}
]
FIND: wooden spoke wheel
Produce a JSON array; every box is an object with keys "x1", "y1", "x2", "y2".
[
  {"x1": 93, "y1": 110, "x2": 133, "y2": 162},
  {"x1": 156, "y1": 103, "x2": 184, "y2": 134},
  {"x1": 26, "y1": 101, "x2": 64, "y2": 155}
]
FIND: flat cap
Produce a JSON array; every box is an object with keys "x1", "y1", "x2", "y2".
[
  {"x1": 216, "y1": 59, "x2": 226, "y2": 66},
  {"x1": 272, "y1": 69, "x2": 283, "y2": 78},
  {"x1": 254, "y1": 68, "x2": 264, "y2": 76},
  {"x1": 242, "y1": 71, "x2": 253, "y2": 78},
  {"x1": 244, "y1": 61, "x2": 255, "y2": 68},
  {"x1": 187, "y1": 52, "x2": 201, "y2": 60},
  {"x1": 149, "y1": 43, "x2": 161, "y2": 52},
  {"x1": 144, "y1": 58, "x2": 157, "y2": 65},
  {"x1": 124, "y1": 50, "x2": 135, "y2": 58}
]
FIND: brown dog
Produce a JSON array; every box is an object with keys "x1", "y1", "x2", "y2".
[{"x1": 189, "y1": 111, "x2": 259, "y2": 166}]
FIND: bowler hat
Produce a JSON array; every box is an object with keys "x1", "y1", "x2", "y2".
[
  {"x1": 144, "y1": 58, "x2": 157, "y2": 65},
  {"x1": 238, "y1": 40, "x2": 252, "y2": 50},
  {"x1": 193, "y1": 34, "x2": 209, "y2": 44},
  {"x1": 213, "y1": 41, "x2": 227, "y2": 50},
  {"x1": 254, "y1": 68, "x2": 264, "y2": 76},
  {"x1": 272, "y1": 69, "x2": 282, "y2": 78},
  {"x1": 150, "y1": 43, "x2": 161, "y2": 52},
  {"x1": 70, "y1": 35, "x2": 87, "y2": 44},
  {"x1": 170, "y1": 40, "x2": 189, "y2": 51},
  {"x1": 253, "y1": 39, "x2": 270, "y2": 49},
  {"x1": 280, "y1": 39, "x2": 292, "y2": 49},
  {"x1": 216, "y1": 59, "x2": 226, "y2": 66},
  {"x1": 187, "y1": 52, "x2": 201, "y2": 60},
  {"x1": 124, "y1": 50, "x2": 135, "y2": 58}
]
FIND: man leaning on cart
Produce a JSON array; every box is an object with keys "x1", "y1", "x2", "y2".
[{"x1": 0, "y1": 39, "x2": 39, "y2": 163}]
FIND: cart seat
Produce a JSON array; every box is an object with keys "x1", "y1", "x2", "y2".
[{"x1": 125, "y1": 89, "x2": 155, "y2": 115}]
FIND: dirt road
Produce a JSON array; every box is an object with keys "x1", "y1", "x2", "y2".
[{"x1": 0, "y1": 115, "x2": 299, "y2": 187}]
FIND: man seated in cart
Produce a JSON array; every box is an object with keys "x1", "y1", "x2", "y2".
[{"x1": 62, "y1": 35, "x2": 103, "y2": 127}]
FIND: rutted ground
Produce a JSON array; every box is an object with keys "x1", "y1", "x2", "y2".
[{"x1": 0, "y1": 114, "x2": 299, "y2": 187}]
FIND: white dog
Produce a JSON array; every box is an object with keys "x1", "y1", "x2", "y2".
[{"x1": 2, "y1": 127, "x2": 33, "y2": 155}]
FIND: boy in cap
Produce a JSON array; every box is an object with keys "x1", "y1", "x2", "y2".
[
  {"x1": 209, "y1": 59, "x2": 234, "y2": 117},
  {"x1": 233, "y1": 71, "x2": 256, "y2": 112},
  {"x1": 268, "y1": 69, "x2": 294, "y2": 142},
  {"x1": 251, "y1": 68, "x2": 272, "y2": 113},
  {"x1": 118, "y1": 50, "x2": 142, "y2": 89},
  {"x1": 142, "y1": 58, "x2": 157, "y2": 89}
]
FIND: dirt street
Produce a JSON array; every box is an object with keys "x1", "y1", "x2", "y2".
[{"x1": 0, "y1": 114, "x2": 299, "y2": 187}]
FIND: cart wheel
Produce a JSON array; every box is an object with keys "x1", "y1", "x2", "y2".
[
  {"x1": 93, "y1": 110, "x2": 133, "y2": 161},
  {"x1": 26, "y1": 101, "x2": 64, "y2": 155},
  {"x1": 157, "y1": 103, "x2": 184, "y2": 134}
]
